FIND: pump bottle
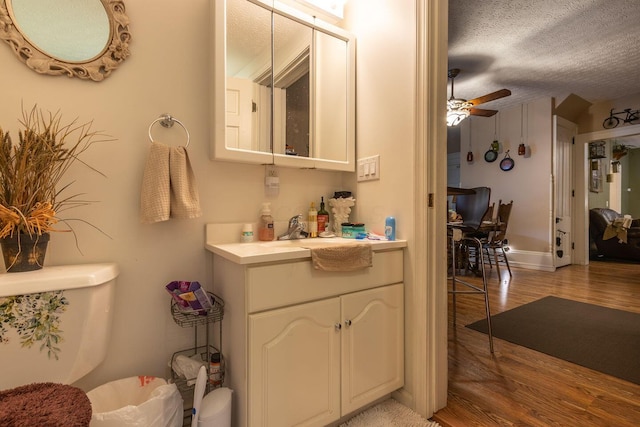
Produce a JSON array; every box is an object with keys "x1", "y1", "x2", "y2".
[
  {"x1": 308, "y1": 202, "x2": 318, "y2": 238},
  {"x1": 258, "y1": 203, "x2": 275, "y2": 241}
]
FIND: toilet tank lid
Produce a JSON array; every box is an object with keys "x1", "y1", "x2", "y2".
[{"x1": 0, "y1": 263, "x2": 119, "y2": 297}]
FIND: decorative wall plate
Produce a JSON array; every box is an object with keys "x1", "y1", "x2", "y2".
[
  {"x1": 484, "y1": 149, "x2": 498, "y2": 162},
  {"x1": 500, "y1": 151, "x2": 515, "y2": 171}
]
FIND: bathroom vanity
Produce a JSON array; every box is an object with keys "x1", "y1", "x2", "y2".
[{"x1": 206, "y1": 238, "x2": 406, "y2": 427}]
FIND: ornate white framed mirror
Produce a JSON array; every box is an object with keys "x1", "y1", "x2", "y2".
[
  {"x1": 212, "y1": 0, "x2": 355, "y2": 171},
  {"x1": 0, "y1": 0, "x2": 131, "y2": 81}
]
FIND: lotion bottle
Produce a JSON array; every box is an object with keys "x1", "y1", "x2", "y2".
[
  {"x1": 258, "y1": 202, "x2": 274, "y2": 241},
  {"x1": 308, "y1": 202, "x2": 318, "y2": 238}
]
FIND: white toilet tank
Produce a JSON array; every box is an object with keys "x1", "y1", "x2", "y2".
[{"x1": 0, "y1": 263, "x2": 118, "y2": 390}]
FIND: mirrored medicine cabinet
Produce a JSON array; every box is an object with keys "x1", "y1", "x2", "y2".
[{"x1": 211, "y1": 0, "x2": 356, "y2": 171}]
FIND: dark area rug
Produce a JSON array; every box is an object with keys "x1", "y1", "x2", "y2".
[{"x1": 467, "y1": 296, "x2": 640, "y2": 385}]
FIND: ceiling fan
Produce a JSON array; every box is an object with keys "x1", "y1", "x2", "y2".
[{"x1": 447, "y1": 68, "x2": 511, "y2": 126}]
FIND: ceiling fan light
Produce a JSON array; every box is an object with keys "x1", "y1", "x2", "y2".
[{"x1": 447, "y1": 99, "x2": 472, "y2": 126}]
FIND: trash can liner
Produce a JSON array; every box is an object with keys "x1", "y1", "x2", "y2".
[{"x1": 87, "y1": 376, "x2": 183, "y2": 427}]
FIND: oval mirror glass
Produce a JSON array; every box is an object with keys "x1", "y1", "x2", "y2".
[
  {"x1": 9, "y1": 0, "x2": 109, "y2": 62},
  {"x1": 0, "y1": 0, "x2": 131, "y2": 81}
]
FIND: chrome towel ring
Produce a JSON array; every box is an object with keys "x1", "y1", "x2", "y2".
[{"x1": 148, "y1": 113, "x2": 190, "y2": 147}]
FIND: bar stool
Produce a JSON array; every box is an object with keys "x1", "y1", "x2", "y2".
[{"x1": 447, "y1": 186, "x2": 494, "y2": 353}]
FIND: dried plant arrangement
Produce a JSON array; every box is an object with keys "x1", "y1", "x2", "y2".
[{"x1": 0, "y1": 104, "x2": 109, "y2": 240}]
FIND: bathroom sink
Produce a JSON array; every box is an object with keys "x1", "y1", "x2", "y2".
[
  {"x1": 206, "y1": 235, "x2": 406, "y2": 265},
  {"x1": 259, "y1": 238, "x2": 361, "y2": 248}
]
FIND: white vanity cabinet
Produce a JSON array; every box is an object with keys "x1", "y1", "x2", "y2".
[
  {"x1": 210, "y1": 244, "x2": 405, "y2": 427},
  {"x1": 249, "y1": 283, "x2": 403, "y2": 426}
]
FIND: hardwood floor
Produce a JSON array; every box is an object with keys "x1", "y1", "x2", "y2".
[{"x1": 432, "y1": 260, "x2": 640, "y2": 427}]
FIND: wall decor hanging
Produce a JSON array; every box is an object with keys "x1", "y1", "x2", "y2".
[
  {"x1": 602, "y1": 107, "x2": 640, "y2": 129},
  {"x1": 500, "y1": 150, "x2": 515, "y2": 171}
]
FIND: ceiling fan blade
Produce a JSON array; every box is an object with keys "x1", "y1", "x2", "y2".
[
  {"x1": 468, "y1": 89, "x2": 511, "y2": 106},
  {"x1": 469, "y1": 108, "x2": 498, "y2": 117}
]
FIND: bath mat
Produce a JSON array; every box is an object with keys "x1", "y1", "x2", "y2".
[
  {"x1": 0, "y1": 382, "x2": 91, "y2": 427},
  {"x1": 339, "y1": 398, "x2": 441, "y2": 427}
]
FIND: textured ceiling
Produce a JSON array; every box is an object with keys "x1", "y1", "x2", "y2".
[{"x1": 448, "y1": 0, "x2": 640, "y2": 112}]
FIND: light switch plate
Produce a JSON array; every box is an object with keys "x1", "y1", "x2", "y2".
[{"x1": 357, "y1": 155, "x2": 380, "y2": 182}]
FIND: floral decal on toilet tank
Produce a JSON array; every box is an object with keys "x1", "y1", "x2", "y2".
[{"x1": 0, "y1": 291, "x2": 68, "y2": 359}]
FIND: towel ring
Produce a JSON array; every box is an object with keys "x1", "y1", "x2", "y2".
[{"x1": 148, "y1": 114, "x2": 190, "y2": 147}]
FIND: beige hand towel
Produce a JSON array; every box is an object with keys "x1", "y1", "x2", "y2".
[
  {"x1": 169, "y1": 146, "x2": 202, "y2": 220},
  {"x1": 309, "y1": 244, "x2": 373, "y2": 272},
  {"x1": 140, "y1": 142, "x2": 171, "y2": 223},
  {"x1": 140, "y1": 143, "x2": 201, "y2": 223}
]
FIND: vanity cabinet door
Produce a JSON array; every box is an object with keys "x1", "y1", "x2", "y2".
[
  {"x1": 248, "y1": 298, "x2": 341, "y2": 427},
  {"x1": 341, "y1": 283, "x2": 404, "y2": 414}
]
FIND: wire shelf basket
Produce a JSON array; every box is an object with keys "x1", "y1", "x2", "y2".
[{"x1": 170, "y1": 292, "x2": 224, "y2": 327}]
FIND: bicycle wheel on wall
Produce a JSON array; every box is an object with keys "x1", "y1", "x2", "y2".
[{"x1": 603, "y1": 116, "x2": 620, "y2": 129}]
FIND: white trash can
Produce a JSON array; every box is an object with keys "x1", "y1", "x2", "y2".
[
  {"x1": 87, "y1": 376, "x2": 183, "y2": 427},
  {"x1": 198, "y1": 387, "x2": 233, "y2": 427}
]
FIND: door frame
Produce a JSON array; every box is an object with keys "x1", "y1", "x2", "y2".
[
  {"x1": 414, "y1": 0, "x2": 448, "y2": 418},
  {"x1": 574, "y1": 123, "x2": 640, "y2": 264}
]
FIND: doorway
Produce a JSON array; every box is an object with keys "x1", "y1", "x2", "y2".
[{"x1": 574, "y1": 124, "x2": 640, "y2": 264}]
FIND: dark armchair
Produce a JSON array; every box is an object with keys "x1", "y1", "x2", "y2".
[{"x1": 589, "y1": 208, "x2": 640, "y2": 261}]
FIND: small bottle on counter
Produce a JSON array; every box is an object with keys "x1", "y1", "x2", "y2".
[
  {"x1": 308, "y1": 202, "x2": 318, "y2": 238},
  {"x1": 209, "y1": 352, "x2": 223, "y2": 386},
  {"x1": 241, "y1": 224, "x2": 254, "y2": 243},
  {"x1": 385, "y1": 216, "x2": 396, "y2": 241},
  {"x1": 258, "y1": 202, "x2": 274, "y2": 241},
  {"x1": 317, "y1": 197, "x2": 329, "y2": 233}
]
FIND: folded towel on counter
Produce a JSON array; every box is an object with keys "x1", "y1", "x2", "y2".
[
  {"x1": 0, "y1": 382, "x2": 92, "y2": 427},
  {"x1": 308, "y1": 244, "x2": 373, "y2": 272},
  {"x1": 140, "y1": 142, "x2": 201, "y2": 223}
]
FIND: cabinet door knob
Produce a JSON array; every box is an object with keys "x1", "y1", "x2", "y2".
[
  {"x1": 335, "y1": 323, "x2": 342, "y2": 330},
  {"x1": 345, "y1": 319, "x2": 352, "y2": 327}
]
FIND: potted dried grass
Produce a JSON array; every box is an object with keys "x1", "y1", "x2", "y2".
[{"x1": 0, "y1": 105, "x2": 106, "y2": 272}]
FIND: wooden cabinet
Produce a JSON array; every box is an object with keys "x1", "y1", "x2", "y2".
[{"x1": 212, "y1": 249, "x2": 404, "y2": 427}]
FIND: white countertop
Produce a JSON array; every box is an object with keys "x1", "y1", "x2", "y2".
[{"x1": 206, "y1": 238, "x2": 407, "y2": 265}]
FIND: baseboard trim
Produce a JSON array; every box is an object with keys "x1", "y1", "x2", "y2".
[{"x1": 504, "y1": 249, "x2": 556, "y2": 272}]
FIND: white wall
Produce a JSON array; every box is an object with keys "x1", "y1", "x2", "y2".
[
  {"x1": 460, "y1": 98, "x2": 553, "y2": 262},
  {"x1": 0, "y1": 0, "x2": 345, "y2": 391},
  {"x1": 0, "y1": 0, "x2": 422, "y2": 403}
]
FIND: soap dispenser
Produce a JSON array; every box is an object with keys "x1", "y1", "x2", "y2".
[
  {"x1": 258, "y1": 202, "x2": 274, "y2": 241},
  {"x1": 308, "y1": 202, "x2": 318, "y2": 238}
]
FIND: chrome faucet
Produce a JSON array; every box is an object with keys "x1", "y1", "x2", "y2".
[{"x1": 278, "y1": 214, "x2": 308, "y2": 240}]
